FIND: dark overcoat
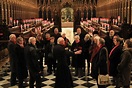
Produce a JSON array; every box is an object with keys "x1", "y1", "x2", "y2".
[
  {"x1": 117, "y1": 48, "x2": 132, "y2": 86},
  {"x1": 109, "y1": 45, "x2": 122, "y2": 76},
  {"x1": 15, "y1": 44, "x2": 28, "y2": 80},
  {"x1": 53, "y1": 44, "x2": 73, "y2": 88},
  {"x1": 91, "y1": 46, "x2": 108, "y2": 80},
  {"x1": 71, "y1": 41, "x2": 84, "y2": 68},
  {"x1": 24, "y1": 44, "x2": 41, "y2": 76},
  {"x1": 82, "y1": 39, "x2": 91, "y2": 61},
  {"x1": 7, "y1": 41, "x2": 17, "y2": 73}
]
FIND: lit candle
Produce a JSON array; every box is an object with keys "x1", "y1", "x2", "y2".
[
  {"x1": 21, "y1": 25, "x2": 23, "y2": 30},
  {"x1": 16, "y1": 20, "x2": 18, "y2": 26},
  {"x1": 14, "y1": 20, "x2": 16, "y2": 26}
]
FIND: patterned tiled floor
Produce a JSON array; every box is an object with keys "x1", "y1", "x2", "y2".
[{"x1": 0, "y1": 62, "x2": 132, "y2": 88}]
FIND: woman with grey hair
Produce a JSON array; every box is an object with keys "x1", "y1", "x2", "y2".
[
  {"x1": 71, "y1": 35, "x2": 84, "y2": 78},
  {"x1": 117, "y1": 39, "x2": 132, "y2": 88},
  {"x1": 82, "y1": 34, "x2": 91, "y2": 75},
  {"x1": 91, "y1": 38, "x2": 108, "y2": 88}
]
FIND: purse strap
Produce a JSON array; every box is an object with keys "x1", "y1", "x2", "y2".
[{"x1": 98, "y1": 47, "x2": 109, "y2": 74}]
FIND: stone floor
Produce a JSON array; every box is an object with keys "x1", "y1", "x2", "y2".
[{"x1": 0, "y1": 60, "x2": 132, "y2": 88}]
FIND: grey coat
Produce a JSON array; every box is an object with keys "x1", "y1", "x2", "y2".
[{"x1": 117, "y1": 48, "x2": 132, "y2": 86}]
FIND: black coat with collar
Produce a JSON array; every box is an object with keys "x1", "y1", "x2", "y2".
[
  {"x1": 15, "y1": 44, "x2": 28, "y2": 80},
  {"x1": 91, "y1": 46, "x2": 108, "y2": 80},
  {"x1": 53, "y1": 44, "x2": 74, "y2": 88},
  {"x1": 24, "y1": 44, "x2": 41, "y2": 75},
  {"x1": 117, "y1": 48, "x2": 132, "y2": 86},
  {"x1": 7, "y1": 41, "x2": 17, "y2": 72},
  {"x1": 109, "y1": 45, "x2": 122, "y2": 76}
]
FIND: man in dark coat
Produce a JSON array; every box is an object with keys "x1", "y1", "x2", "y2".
[
  {"x1": 117, "y1": 39, "x2": 132, "y2": 88},
  {"x1": 24, "y1": 37, "x2": 42, "y2": 88},
  {"x1": 53, "y1": 37, "x2": 82, "y2": 88},
  {"x1": 36, "y1": 34, "x2": 45, "y2": 71},
  {"x1": 46, "y1": 37, "x2": 56, "y2": 75},
  {"x1": 75, "y1": 27, "x2": 86, "y2": 42},
  {"x1": 104, "y1": 30, "x2": 115, "y2": 54},
  {"x1": 109, "y1": 35, "x2": 122, "y2": 87},
  {"x1": 7, "y1": 34, "x2": 17, "y2": 86},
  {"x1": 51, "y1": 28, "x2": 61, "y2": 45},
  {"x1": 15, "y1": 37, "x2": 28, "y2": 88}
]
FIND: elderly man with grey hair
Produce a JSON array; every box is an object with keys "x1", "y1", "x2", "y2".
[
  {"x1": 7, "y1": 34, "x2": 17, "y2": 86},
  {"x1": 24, "y1": 37, "x2": 42, "y2": 88},
  {"x1": 53, "y1": 37, "x2": 82, "y2": 88}
]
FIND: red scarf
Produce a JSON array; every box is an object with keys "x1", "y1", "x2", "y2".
[
  {"x1": 109, "y1": 45, "x2": 119, "y2": 58},
  {"x1": 108, "y1": 45, "x2": 119, "y2": 74},
  {"x1": 90, "y1": 45, "x2": 104, "y2": 62}
]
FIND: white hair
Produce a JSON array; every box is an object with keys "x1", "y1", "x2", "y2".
[
  {"x1": 99, "y1": 38, "x2": 105, "y2": 45},
  {"x1": 84, "y1": 34, "x2": 90, "y2": 41},
  {"x1": 9, "y1": 34, "x2": 16, "y2": 41},
  {"x1": 57, "y1": 37, "x2": 64, "y2": 44},
  {"x1": 93, "y1": 35, "x2": 100, "y2": 44},
  {"x1": 28, "y1": 37, "x2": 36, "y2": 44},
  {"x1": 74, "y1": 35, "x2": 80, "y2": 40}
]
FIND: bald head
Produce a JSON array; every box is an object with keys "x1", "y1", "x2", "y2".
[{"x1": 57, "y1": 37, "x2": 65, "y2": 45}]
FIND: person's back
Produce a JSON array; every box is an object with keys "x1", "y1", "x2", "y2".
[{"x1": 53, "y1": 37, "x2": 73, "y2": 88}]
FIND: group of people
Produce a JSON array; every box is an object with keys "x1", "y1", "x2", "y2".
[
  {"x1": 8, "y1": 34, "x2": 42, "y2": 88},
  {"x1": 89, "y1": 29, "x2": 132, "y2": 88},
  {"x1": 7, "y1": 26, "x2": 132, "y2": 88}
]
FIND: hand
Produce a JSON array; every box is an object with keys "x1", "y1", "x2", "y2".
[
  {"x1": 65, "y1": 47, "x2": 69, "y2": 50},
  {"x1": 74, "y1": 50, "x2": 82, "y2": 54},
  {"x1": 74, "y1": 49, "x2": 77, "y2": 51}
]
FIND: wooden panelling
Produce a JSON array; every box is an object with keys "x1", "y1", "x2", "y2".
[{"x1": 97, "y1": 0, "x2": 132, "y2": 25}]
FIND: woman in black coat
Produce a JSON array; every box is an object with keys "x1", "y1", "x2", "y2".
[
  {"x1": 82, "y1": 34, "x2": 91, "y2": 75},
  {"x1": 71, "y1": 35, "x2": 84, "y2": 78},
  {"x1": 16, "y1": 37, "x2": 28, "y2": 88},
  {"x1": 53, "y1": 37, "x2": 82, "y2": 88},
  {"x1": 91, "y1": 38, "x2": 108, "y2": 88}
]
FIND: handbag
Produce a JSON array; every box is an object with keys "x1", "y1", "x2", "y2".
[
  {"x1": 98, "y1": 74, "x2": 109, "y2": 85},
  {"x1": 98, "y1": 47, "x2": 110, "y2": 85}
]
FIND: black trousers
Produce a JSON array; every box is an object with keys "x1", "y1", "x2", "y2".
[
  {"x1": 18, "y1": 79, "x2": 24, "y2": 88},
  {"x1": 39, "y1": 56, "x2": 44, "y2": 71},
  {"x1": 47, "y1": 58, "x2": 56, "y2": 73},
  {"x1": 29, "y1": 73, "x2": 41, "y2": 88},
  {"x1": 10, "y1": 71, "x2": 17, "y2": 86}
]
